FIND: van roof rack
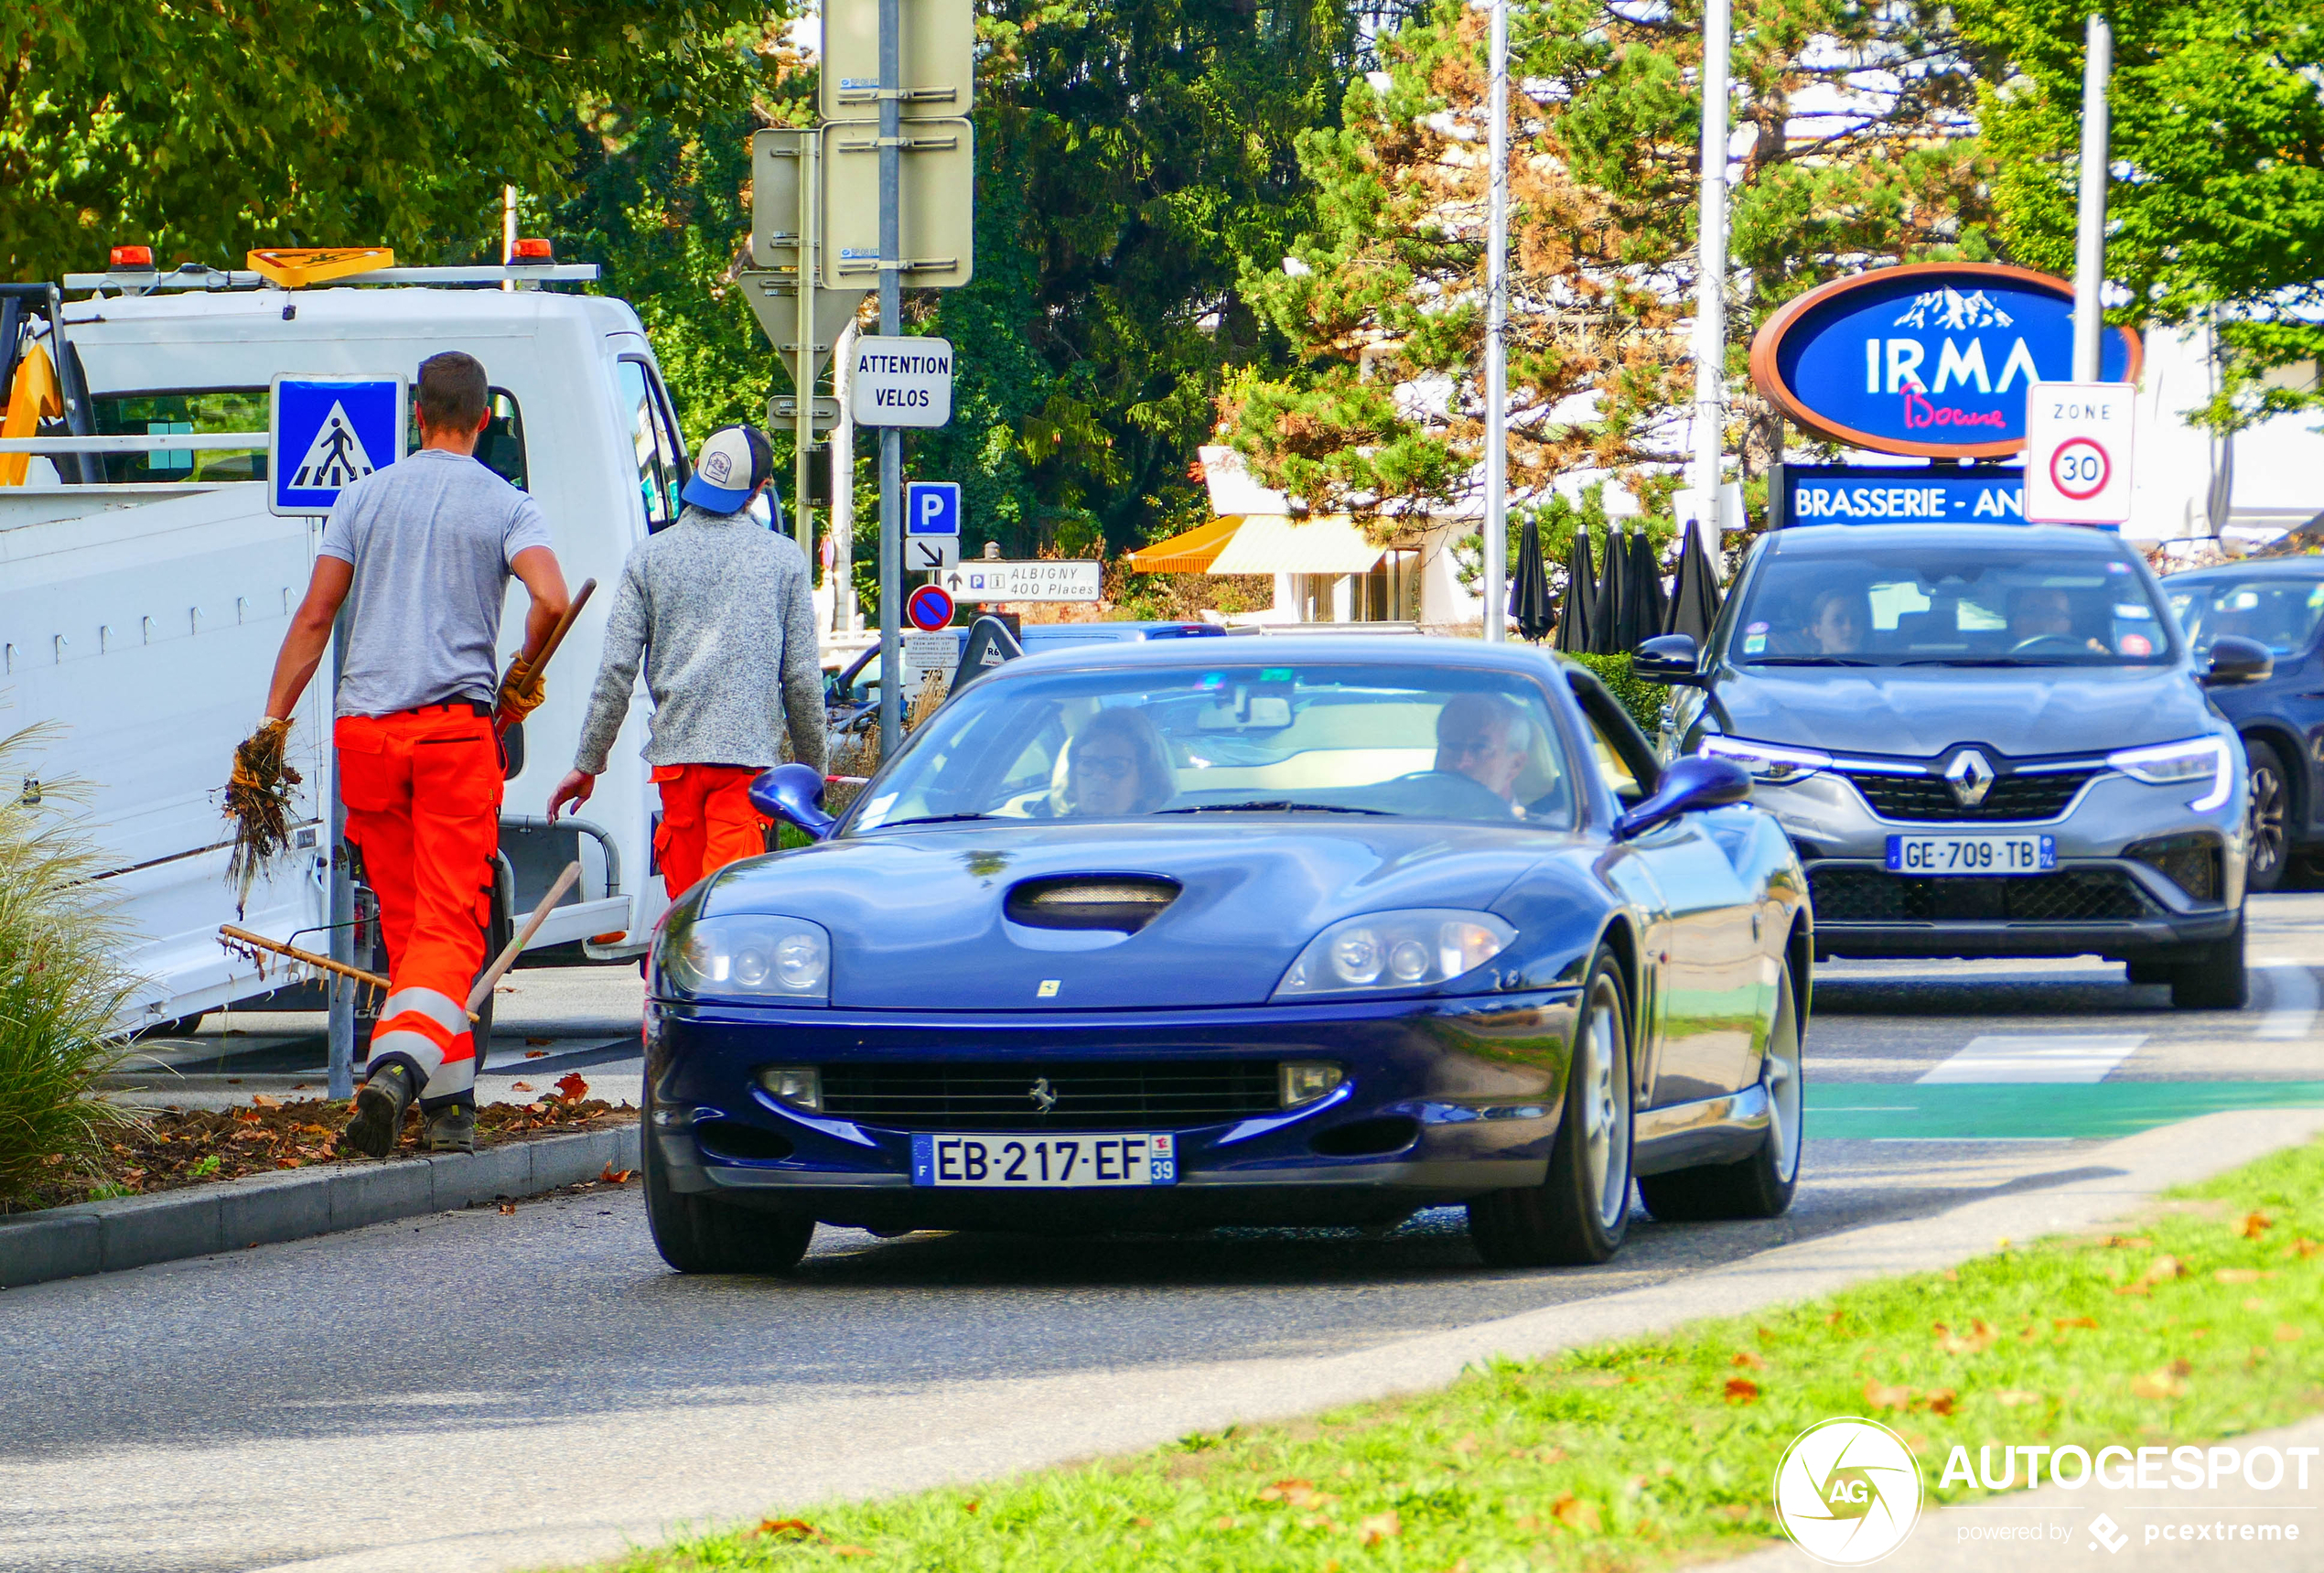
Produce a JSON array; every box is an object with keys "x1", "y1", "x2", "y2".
[{"x1": 62, "y1": 262, "x2": 601, "y2": 296}]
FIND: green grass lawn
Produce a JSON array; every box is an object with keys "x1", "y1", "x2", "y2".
[{"x1": 597, "y1": 1138, "x2": 2324, "y2": 1572}]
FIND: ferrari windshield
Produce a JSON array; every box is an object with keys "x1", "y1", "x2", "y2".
[
  {"x1": 847, "y1": 663, "x2": 1578, "y2": 832},
  {"x1": 1729, "y1": 539, "x2": 2177, "y2": 666}
]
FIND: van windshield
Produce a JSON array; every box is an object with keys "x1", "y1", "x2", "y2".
[{"x1": 1729, "y1": 542, "x2": 2177, "y2": 667}]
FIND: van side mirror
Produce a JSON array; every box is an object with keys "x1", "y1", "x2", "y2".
[
  {"x1": 1632, "y1": 633, "x2": 1704, "y2": 685},
  {"x1": 1614, "y1": 755, "x2": 1751, "y2": 840},
  {"x1": 748, "y1": 762, "x2": 837, "y2": 841},
  {"x1": 2202, "y1": 634, "x2": 2273, "y2": 687}
]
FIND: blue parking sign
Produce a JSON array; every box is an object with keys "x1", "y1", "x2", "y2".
[
  {"x1": 270, "y1": 374, "x2": 407, "y2": 516},
  {"x1": 905, "y1": 480, "x2": 962, "y2": 536}
]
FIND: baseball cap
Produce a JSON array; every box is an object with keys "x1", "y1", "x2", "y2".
[{"x1": 681, "y1": 424, "x2": 775, "y2": 512}]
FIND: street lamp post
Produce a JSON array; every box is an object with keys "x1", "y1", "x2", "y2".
[
  {"x1": 2071, "y1": 14, "x2": 2113, "y2": 382},
  {"x1": 1481, "y1": 0, "x2": 1511, "y2": 642},
  {"x1": 1691, "y1": 0, "x2": 1730, "y2": 545}
]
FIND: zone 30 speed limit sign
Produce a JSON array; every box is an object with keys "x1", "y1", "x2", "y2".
[{"x1": 2025, "y1": 381, "x2": 2135, "y2": 525}]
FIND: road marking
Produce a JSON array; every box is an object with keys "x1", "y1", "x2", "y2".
[
  {"x1": 1917, "y1": 1034, "x2": 2146, "y2": 1084},
  {"x1": 2253, "y1": 957, "x2": 2319, "y2": 1040},
  {"x1": 1809, "y1": 1081, "x2": 2324, "y2": 1140}
]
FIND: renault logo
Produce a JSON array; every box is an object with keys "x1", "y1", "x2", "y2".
[
  {"x1": 1942, "y1": 748, "x2": 1996, "y2": 808},
  {"x1": 1028, "y1": 1077, "x2": 1059, "y2": 1115}
]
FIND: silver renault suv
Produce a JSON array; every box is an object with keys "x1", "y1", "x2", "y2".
[{"x1": 1639, "y1": 523, "x2": 2271, "y2": 1009}]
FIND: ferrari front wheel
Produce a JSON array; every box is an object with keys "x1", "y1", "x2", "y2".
[
  {"x1": 642, "y1": 1085, "x2": 817, "y2": 1275},
  {"x1": 1468, "y1": 946, "x2": 1633, "y2": 1266}
]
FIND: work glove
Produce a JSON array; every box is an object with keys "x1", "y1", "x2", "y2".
[{"x1": 496, "y1": 653, "x2": 547, "y2": 724}]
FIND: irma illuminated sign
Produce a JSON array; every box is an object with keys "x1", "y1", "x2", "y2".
[{"x1": 1748, "y1": 263, "x2": 2142, "y2": 458}]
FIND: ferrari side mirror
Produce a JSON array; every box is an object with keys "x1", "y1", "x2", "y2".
[
  {"x1": 1615, "y1": 754, "x2": 1751, "y2": 840},
  {"x1": 749, "y1": 761, "x2": 838, "y2": 841},
  {"x1": 1631, "y1": 633, "x2": 1704, "y2": 685}
]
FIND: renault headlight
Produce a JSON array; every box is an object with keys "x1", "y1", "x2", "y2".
[
  {"x1": 1699, "y1": 736, "x2": 1832, "y2": 783},
  {"x1": 1274, "y1": 910, "x2": 1515, "y2": 998},
  {"x1": 2107, "y1": 736, "x2": 2234, "y2": 812},
  {"x1": 661, "y1": 913, "x2": 832, "y2": 1003}
]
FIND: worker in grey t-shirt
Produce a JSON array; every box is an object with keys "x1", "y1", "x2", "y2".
[
  {"x1": 257, "y1": 350, "x2": 570, "y2": 1158},
  {"x1": 549, "y1": 424, "x2": 825, "y2": 900}
]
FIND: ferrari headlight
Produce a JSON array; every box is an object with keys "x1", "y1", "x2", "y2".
[
  {"x1": 1275, "y1": 909, "x2": 1515, "y2": 998},
  {"x1": 1699, "y1": 736, "x2": 1832, "y2": 783},
  {"x1": 660, "y1": 913, "x2": 831, "y2": 1003},
  {"x1": 2108, "y1": 736, "x2": 2234, "y2": 811}
]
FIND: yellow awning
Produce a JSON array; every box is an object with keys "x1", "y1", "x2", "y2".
[
  {"x1": 1125, "y1": 515, "x2": 1243, "y2": 573},
  {"x1": 1210, "y1": 513, "x2": 1383, "y2": 576}
]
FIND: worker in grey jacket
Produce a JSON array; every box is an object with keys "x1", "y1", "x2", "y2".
[{"x1": 549, "y1": 425, "x2": 827, "y2": 898}]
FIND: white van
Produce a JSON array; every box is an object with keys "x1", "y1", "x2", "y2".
[{"x1": 1, "y1": 261, "x2": 694, "y2": 1033}]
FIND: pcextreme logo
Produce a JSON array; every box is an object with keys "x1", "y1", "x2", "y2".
[{"x1": 1773, "y1": 1417, "x2": 1926, "y2": 1566}]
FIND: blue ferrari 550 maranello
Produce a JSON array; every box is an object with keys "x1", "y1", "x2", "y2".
[{"x1": 640, "y1": 636, "x2": 1812, "y2": 1274}]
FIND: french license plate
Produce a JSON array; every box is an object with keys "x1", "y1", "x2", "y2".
[
  {"x1": 909, "y1": 1132, "x2": 1177, "y2": 1188},
  {"x1": 1885, "y1": 834, "x2": 2056, "y2": 875}
]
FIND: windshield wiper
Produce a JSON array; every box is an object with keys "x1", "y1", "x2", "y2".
[
  {"x1": 866, "y1": 813, "x2": 1002, "y2": 829},
  {"x1": 1745, "y1": 655, "x2": 1877, "y2": 666},
  {"x1": 1155, "y1": 801, "x2": 1393, "y2": 815},
  {"x1": 1899, "y1": 656, "x2": 2061, "y2": 667}
]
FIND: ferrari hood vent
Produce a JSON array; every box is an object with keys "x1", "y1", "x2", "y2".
[{"x1": 1005, "y1": 875, "x2": 1181, "y2": 932}]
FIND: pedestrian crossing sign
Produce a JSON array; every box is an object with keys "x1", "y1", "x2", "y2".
[{"x1": 270, "y1": 373, "x2": 407, "y2": 516}]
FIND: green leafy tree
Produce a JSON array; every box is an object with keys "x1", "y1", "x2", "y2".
[
  {"x1": 1221, "y1": 0, "x2": 1989, "y2": 521},
  {"x1": 0, "y1": 1, "x2": 768, "y2": 281},
  {"x1": 1961, "y1": 0, "x2": 2324, "y2": 429}
]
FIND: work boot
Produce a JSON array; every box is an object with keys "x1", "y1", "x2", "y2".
[
  {"x1": 342, "y1": 1063, "x2": 415, "y2": 1158},
  {"x1": 425, "y1": 1104, "x2": 477, "y2": 1154}
]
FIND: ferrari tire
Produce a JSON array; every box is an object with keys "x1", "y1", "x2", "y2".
[
  {"x1": 642, "y1": 1087, "x2": 816, "y2": 1274},
  {"x1": 1468, "y1": 946, "x2": 1633, "y2": 1266},
  {"x1": 1637, "y1": 960, "x2": 1803, "y2": 1223}
]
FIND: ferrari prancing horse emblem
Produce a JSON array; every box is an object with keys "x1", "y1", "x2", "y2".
[{"x1": 1028, "y1": 1077, "x2": 1059, "y2": 1114}]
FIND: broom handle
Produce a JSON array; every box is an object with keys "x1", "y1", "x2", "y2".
[
  {"x1": 466, "y1": 860, "x2": 581, "y2": 1015},
  {"x1": 218, "y1": 924, "x2": 479, "y2": 1024},
  {"x1": 511, "y1": 578, "x2": 595, "y2": 692}
]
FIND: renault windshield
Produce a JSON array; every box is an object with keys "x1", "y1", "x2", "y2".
[{"x1": 1728, "y1": 537, "x2": 2177, "y2": 668}]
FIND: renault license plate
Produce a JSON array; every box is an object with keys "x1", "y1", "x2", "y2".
[
  {"x1": 910, "y1": 1132, "x2": 1178, "y2": 1187},
  {"x1": 1885, "y1": 834, "x2": 2056, "y2": 875}
]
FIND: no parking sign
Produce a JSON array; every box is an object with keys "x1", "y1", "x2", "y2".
[{"x1": 2025, "y1": 382, "x2": 2134, "y2": 525}]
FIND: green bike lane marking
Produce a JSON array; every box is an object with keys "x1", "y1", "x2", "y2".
[{"x1": 1805, "y1": 1080, "x2": 2324, "y2": 1141}]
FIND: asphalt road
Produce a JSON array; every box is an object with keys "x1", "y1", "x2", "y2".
[{"x1": 10, "y1": 896, "x2": 2324, "y2": 1572}]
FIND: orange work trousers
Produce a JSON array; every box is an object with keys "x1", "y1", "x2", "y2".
[
  {"x1": 337, "y1": 705, "x2": 502, "y2": 1106},
  {"x1": 653, "y1": 763, "x2": 771, "y2": 900}
]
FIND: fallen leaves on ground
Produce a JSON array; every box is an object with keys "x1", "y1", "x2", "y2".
[
  {"x1": 2055, "y1": 1316, "x2": 2098, "y2": 1331},
  {"x1": 497, "y1": 1201, "x2": 516, "y2": 1216},
  {"x1": 2236, "y1": 1210, "x2": 2274, "y2": 1239},
  {"x1": 1996, "y1": 1390, "x2": 2044, "y2": 1407},
  {"x1": 510, "y1": 1083, "x2": 534, "y2": 1093},
  {"x1": 1357, "y1": 1511, "x2": 1400, "y2": 1545},
  {"x1": 1550, "y1": 1494, "x2": 1601, "y2": 1533},
  {"x1": 1732, "y1": 1351, "x2": 1765, "y2": 1369},
  {"x1": 2130, "y1": 1360, "x2": 2192, "y2": 1398},
  {"x1": 554, "y1": 1072, "x2": 590, "y2": 1102},
  {"x1": 2215, "y1": 1268, "x2": 2275, "y2": 1283},
  {"x1": 2277, "y1": 1324, "x2": 2304, "y2": 1341},
  {"x1": 1259, "y1": 1479, "x2": 1333, "y2": 1509},
  {"x1": 599, "y1": 1164, "x2": 635, "y2": 1185},
  {"x1": 1933, "y1": 1320, "x2": 1996, "y2": 1354},
  {"x1": 1723, "y1": 1377, "x2": 1759, "y2": 1403},
  {"x1": 1864, "y1": 1380, "x2": 1910, "y2": 1411}
]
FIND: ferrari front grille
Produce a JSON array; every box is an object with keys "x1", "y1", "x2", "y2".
[{"x1": 818, "y1": 1059, "x2": 1280, "y2": 1130}]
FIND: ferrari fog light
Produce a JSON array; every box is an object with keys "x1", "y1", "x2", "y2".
[
  {"x1": 1280, "y1": 1061, "x2": 1345, "y2": 1106},
  {"x1": 758, "y1": 1066, "x2": 823, "y2": 1111},
  {"x1": 1275, "y1": 909, "x2": 1517, "y2": 998},
  {"x1": 661, "y1": 913, "x2": 832, "y2": 1003}
]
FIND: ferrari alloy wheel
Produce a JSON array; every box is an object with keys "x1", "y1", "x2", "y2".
[
  {"x1": 641, "y1": 1083, "x2": 817, "y2": 1275},
  {"x1": 1468, "y1": 946, "x2": 1632, "y2": 1266},
  {"x1": 2244, "y1": 738, "x2": 2290, "y2": 894},
  {"x1": 1638, "y1": 959, "x2": 1803, "y2": 1222}
]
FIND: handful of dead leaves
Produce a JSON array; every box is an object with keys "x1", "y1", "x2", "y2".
[{"x1": 225, "y1": 717, "x2": 302, "y2": 911}]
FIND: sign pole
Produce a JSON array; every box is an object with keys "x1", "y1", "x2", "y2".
[
  {"x1": 794, "y1": 132, "x2": 820, "y2": 556},
  {"x1": 1692, "y1": 0, "x2": 1731, "y2": 546},
  {"x1": 325, "y1": 600, "x2": 354, "y2": 1101},
  {"x1": 877, "y1": 0, "x2": 903, "y2": 758},
  {"x1": 1480, "y1": 0, "x2": 1509, "y2": 644},
  {"x1": 2071, "y1": 14, "x2": 2112, "y2": 382}
]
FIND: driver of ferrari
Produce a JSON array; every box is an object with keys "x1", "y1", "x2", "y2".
[{"x1": 1435, "y1": 692, "x2": 1531, "y2": 805}]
